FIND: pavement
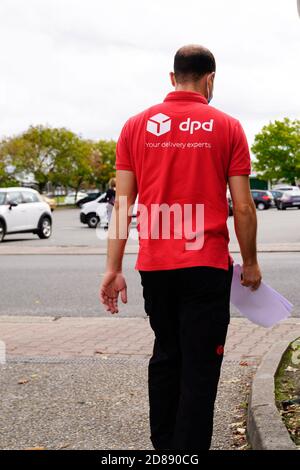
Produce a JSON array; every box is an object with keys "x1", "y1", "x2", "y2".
[
  {"x1": 0, "y1": 358, "x2": 253, "y2": 450},
  {"x1": 1, "y1": 315, "x2": 300, "y2": 450},
  {"x1": 2, "y1": 316, "x2": 300, "y2": 360}
]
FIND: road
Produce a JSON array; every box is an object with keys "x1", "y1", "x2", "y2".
[
  {"x1": 1, "y1": 207, "x2": 299, "y2": 317},
  {"x1": 1, "y1": 206, "x2": 300, "y2": 246},
  {"x1": 0, "y1": 252, "x2": 299, "y2": 317}
]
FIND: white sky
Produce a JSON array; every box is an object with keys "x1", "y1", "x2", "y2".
[{"x1": 0, "y1": 0, "x2": 299, "y2": 150}]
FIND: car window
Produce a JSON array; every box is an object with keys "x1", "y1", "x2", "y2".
[
  {"x1": 0, "y1": 193, "x2": 6, "y2": 205},
  {"x1": 97, "y1": 193, "x2": 107, "y2": 202},
  {"x1": 6, "y1": 191, "x2": 23, "y2": 204},
  {"x1": 251, "y1": 191, "x2": 258, "y2": 198},
  {"x1": 22, "y1": 191, "x2": 39, "y2": 203}
]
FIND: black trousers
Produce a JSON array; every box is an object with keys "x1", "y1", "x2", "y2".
[{"x1": 139, "y1": 263, "x2": 233, "y2": 451}]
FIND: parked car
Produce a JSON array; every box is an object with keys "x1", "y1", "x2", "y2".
[
  {"x1": 41, "y1": 194, "x2": 57, "y2": 211},
  {"x1": 270, "y1": 190, "x2": 284, "y2": 208},
  {"x1": 80, "y1": 193, "x2": 138, "y2": 228},
  {"x1": 272, "y1": 185, "x2": 300, "y2": 193},
  {"x1": 76, "y1": 192, "x2": 101, "y2": 208},
  {"x1": 277, "y1": 190, "x2": 300, "y2": 210},
  {"x1": 64, "y1": 191, "x2": 87, "y2": 205},
  {"x1": 251, "y1": 190, "x2": 274, "y2": 210},
  {"x1": 80, "y1": 192, "x2": 109, "y2": 228},
  {"x1": 0, "y1": 187, "x2": 52, "y2": 242}
]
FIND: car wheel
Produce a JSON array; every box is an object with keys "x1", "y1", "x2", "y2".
[
  {"x1": 279, "y1": 202, "x2": 286, "y2": 211},
  {"x1": 257, "y1": 202, "x2": 266, "y2": 210},
  {"x1": 0, "y1": 220, "x2": 5, "y2": 242},
  {"x1": 87, "y1": 214, "x2": 100, "y2": 228},
  {"x1": 37, "y1": 216, "x2": 52, "y2": 239}
]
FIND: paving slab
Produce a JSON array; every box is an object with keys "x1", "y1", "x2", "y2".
[{"x1": 1, "y1": 316, "x2": 300, "y2": 361}]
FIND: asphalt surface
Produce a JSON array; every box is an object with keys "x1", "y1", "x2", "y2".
[
  {"x1": 0, "y1": 208, "x2": 139, "y2": 247},
  {"x1": 1, "y1": 206, "x2": 300, "y2": 247},
  {"x1": 0, "y1": 252, "x2": 299, "y2": 317},
  {"x1": 0, "y1": 356, "x2": 252, "y2": 450}
]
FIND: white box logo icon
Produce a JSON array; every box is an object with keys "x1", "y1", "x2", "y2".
[{"x1": 147, "y1": 113, "x2": 171, "y2": 136}]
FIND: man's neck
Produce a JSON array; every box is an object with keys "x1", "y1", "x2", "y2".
[{"x1": 175, "y1": 84, "x2": 206, "y2": 98}]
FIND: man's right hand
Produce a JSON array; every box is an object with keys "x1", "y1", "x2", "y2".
[
  {"x1": 228, "y1": 175, "x2": 262, "y2": 292},
  {"x1": 99, "y1": 271, "x2": 127, "y2": 314},
  {"x1": 241, "y1": 263, "x2": 262, "y2": 291}
]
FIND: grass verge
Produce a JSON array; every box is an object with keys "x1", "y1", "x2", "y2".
[{"x1": 275, "y1": 338, "x2": 300, "y2": 447}]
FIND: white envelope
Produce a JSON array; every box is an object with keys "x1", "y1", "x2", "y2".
[{"x1": 230, "y1": 264, "x2": 293, "y2": 328}]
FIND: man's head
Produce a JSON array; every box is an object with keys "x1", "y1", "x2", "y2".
[
  {"x1": 170, "y1": 45, "x2": 216, "y2": 103},
  {"x1": 109, "y1": 177, "x2": 116, "y2": 189}
]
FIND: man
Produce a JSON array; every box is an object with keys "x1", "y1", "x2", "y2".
[{"x1": 100, "y1": 45, "x2": 262, "y2": 450}]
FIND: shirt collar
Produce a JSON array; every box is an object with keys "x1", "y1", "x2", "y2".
[{"x1": 164, "y1": 90, "x2": 208, "y2": 105}]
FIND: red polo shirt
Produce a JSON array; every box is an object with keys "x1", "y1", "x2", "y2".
[{"x1": 116, "y1": 91, "x2": 251, "y2": 271}]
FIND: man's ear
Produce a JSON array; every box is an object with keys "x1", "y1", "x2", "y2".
[
  {"x1": 209, "y1": 71, "x2": 215, "y2": 84},
  {"x1": 169, "y1": 72, "x2": 176, "y2": 87}
]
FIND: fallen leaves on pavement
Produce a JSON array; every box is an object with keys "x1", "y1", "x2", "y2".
[{"x1": 18, "y1": 378, "x2": 29, "y2": 385}]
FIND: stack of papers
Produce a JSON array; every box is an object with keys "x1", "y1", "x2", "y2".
[{"x1": 230, "y1": 264, "x2": 293, "y2": 328}]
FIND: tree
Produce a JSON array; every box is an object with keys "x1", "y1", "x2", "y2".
[
  {"x1": 0, "y1": 147, "x2": 17, "y2": 186},
  {"x1": 0, "y1": 126, "x2": 61, "y2": 191},
  {"x1": 53, "y1": 136, "x2": 94, "y2": 200},
  {"x1": 0, "y1": 126, "x2": 117, "y2": 194},
  {"x1": 252, "y1": 118, "x2": 300, "y2": 185},
  {"x1": 0, "y1": 126, "x2": 94, "y2": 194},
  {"x1": 91, "y1": 140, "x2": 116, "y2": 190}
]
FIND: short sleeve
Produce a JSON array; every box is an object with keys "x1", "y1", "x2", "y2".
[
  {"x1": 228, "y1": 121, "x2": 251, "y2": 177},
  {"x1": 115, "y1": 120, "x2": 133, "y2": 171}
]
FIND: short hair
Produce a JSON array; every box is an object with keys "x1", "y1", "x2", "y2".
[
  {"x1": 174, "y1": 45, "x2": 216, "y2": 83},
  {"x1": 108, "y1": 177, "x2": 116, "y2": 188}
]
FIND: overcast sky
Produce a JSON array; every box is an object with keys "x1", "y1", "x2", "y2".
[{"x1": 0, "y1": 0, "x2": 299, "y2": 150}]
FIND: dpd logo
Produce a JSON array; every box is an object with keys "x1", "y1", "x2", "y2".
[{"x1": 146, "y1": 113, "x2": 171, "y2": 136}]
